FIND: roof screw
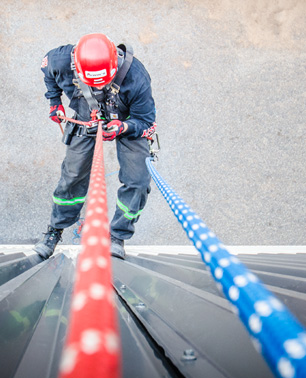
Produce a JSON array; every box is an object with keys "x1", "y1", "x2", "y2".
[
  {"x1": 182, "y1": 349, "x2": 197, "y2": 361},
  {"x1": 135, "y1": 302, "x2": 146, "y2": 310},
  {"x1": 120, "y1": 284, "x2": 126, "y2": 292}
]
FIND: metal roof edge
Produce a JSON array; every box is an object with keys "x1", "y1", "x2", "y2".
[{"x1": 0, "y1": 245, "x2": 306, "y2": 255}]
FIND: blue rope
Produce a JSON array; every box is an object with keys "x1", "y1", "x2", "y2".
[
  {"x1": 105, "y1": 170, "x2": 119, "y2": 177},
  {"x1": 146, "y1": 157, "x2": 306, "y2": 378}
]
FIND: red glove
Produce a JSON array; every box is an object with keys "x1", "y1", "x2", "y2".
[
  {"x1": 49, "y1": 104, "x2": 66, "y2": 124},
  {"x1": 102, "y1": 120, "x2": 125, "y2": 141}
]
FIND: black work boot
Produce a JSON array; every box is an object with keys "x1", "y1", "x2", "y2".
[
  {"x1": 34, "y1": 225, "x2": 63, "y2": 259},
  {"x1": 110, "y1": 235, "x2": 125, "y2": 259}
]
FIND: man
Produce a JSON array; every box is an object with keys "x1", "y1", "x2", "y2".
[{"x1": 34, "y1": 33, "x2": 156, "y2": 260}]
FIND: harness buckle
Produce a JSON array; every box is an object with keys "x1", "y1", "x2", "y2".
[
  {"x1": 75, "y1": 125, "x2": 97, "y2": 137},
  {"x1": 110, "y1": 83, "x2": 120, "y2": 94},
  {"x1": 72, "y1": 78, "x2": 81, "y2": 88},
  {"x1": 85, "y1": 125, "x2": 98, "y2": 136},
  {"x1": 76, "y1": 125, "x2": 84, "y2": 137},
  {"x1": 80, "y1": 119, "x2": 107, "y2": 137}
]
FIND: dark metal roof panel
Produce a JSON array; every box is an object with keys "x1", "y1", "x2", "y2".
[
  {"x1": 1, "y1": 248, "x2": 306, "y2": 378},
  {"x1": 0, "y1": 251, "x2": 74, "y2": 378},
  {"x1": 112, "y1": 254, "x2": 275, "y2": 378}
]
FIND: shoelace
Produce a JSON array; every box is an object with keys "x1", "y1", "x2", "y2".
[{"x1": 43, "y1": 230, "x2": 63, "y2": 242}]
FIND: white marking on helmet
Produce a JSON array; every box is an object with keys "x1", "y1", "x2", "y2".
[
  {"x1": 85, "y1": 69, "x2": 107, "y2": 78},
  {"x1": 94, "y1": 78, "x2": 105, "y2": 84}
]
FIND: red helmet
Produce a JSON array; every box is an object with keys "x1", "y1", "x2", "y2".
[{"x1": 74, "y1": 33, "x2": 118, "y2": 87}]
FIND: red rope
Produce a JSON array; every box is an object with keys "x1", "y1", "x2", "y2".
[
  {"x1": 58, "y1": 115, "x2": 92, "y2": 126},
  {"x1": 59, "y1": 123, "x2": 122, "y2": 378}
]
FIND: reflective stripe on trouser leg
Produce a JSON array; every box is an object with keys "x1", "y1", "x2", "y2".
[
  {"x1": 50, "y1": 134, "x2": 95, "y2": 229},
  {"x1": 116, "y1": 198, "x2": 143, "y2": 220},
  {"x1": 53, "y1": 196, "x2": 86, "y2": 206},
  {"x1": 110, "y1": 136, "x2": 151, "y2": 240}
]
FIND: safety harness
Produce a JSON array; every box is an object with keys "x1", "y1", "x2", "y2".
[{"x1": 63, "y1": 44, "x2": 160, "y2": 160}]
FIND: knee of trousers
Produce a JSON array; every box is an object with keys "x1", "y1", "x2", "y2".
[{"x1": 119, "y1": 168, "x2": 151, "y2": 190}]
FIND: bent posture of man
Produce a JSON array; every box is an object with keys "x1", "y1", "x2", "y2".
[{"x1": 34, "y1": 33, "x2": 156, "y2": 260}]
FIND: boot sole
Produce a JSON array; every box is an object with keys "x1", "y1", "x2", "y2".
[
  {"x1": 111, "y1": 244, "x2": 126, "y2": 260},
  {"x1": 111, "y1": 251, "x2": 125, "y2": 259},
  {"x1": 33, "y1": 243, "x2": 54, "y2": 260}
]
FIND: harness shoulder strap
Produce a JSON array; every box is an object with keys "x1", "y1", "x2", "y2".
[
  {"x1": 110, "y1": 43, "x2": 134, "y2": 93},
  {"x1": 77, "y1": 75, "x2": 101, "y2": 113}
]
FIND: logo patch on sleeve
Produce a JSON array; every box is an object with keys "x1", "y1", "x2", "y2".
[
  {"x1": 142, "y1": 122, "x2": 157, "y2": 138},
  {"x1": 41, "y1": 56, "x2": 48, "y2": 68}
]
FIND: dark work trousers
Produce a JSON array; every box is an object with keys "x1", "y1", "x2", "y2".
[{"x1": 50, "y1": 133, "x2": 151, "y2": 240}]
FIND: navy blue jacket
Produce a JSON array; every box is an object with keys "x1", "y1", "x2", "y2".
[{"x1": 41, "y1": 44, "x2": 155, "y2": 139}]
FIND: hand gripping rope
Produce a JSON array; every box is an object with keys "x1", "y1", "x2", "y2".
[
  {"x1": 146, "y1": 157, "x2": 306, "y2": 378},
  {"x1": 59, "y1": 122, "x2": 122, "y2": 378}
]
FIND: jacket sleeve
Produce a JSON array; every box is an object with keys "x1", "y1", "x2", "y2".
[
  {"x1": 124, "y1": 83, "x2": 156, "y2": 139},
  {"x1": 123, "y1": 63, "x2": 156, "y2": 139},
  {"x1": 41, "y1": 52, "x2": 63, "y2": 106},
  {"x1": 41, "y1": 45, "x2": 75, "y2": 106}
]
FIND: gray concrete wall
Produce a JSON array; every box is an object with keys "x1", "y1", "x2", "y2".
[{"x1": 0, "y1": 0, "x2": 305, "y2": 246}]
